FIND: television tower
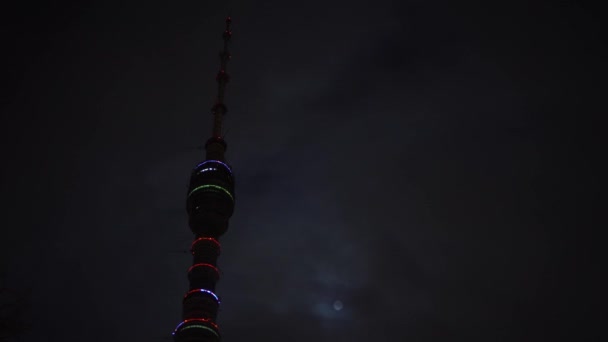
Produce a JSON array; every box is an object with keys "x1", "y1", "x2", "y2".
[{"x1": 172, "y1": 17, "x2": 235, "y2": 342}]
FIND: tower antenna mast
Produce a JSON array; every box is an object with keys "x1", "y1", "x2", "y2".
[
  {"x1": 206, "y1": 16, "x2": 231, "y2": 161},
  {"x1": 211, "y1": 17, "x2": 231, "y2": 139}
]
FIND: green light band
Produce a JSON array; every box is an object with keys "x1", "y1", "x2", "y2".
[
  {"x1": 189, "y1": 184, "x2": 234, "y2": 202},
  {"x1": 179, "y1": 324, "x2": 219, "y2": 338}
]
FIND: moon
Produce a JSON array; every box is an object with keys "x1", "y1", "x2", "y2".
[{"x1": 333, "y1": 300, "x2": 343, "y2": 311}]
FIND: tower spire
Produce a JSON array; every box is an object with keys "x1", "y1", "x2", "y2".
[
  {"x1": 173, "y1": 17, "x2": 237, "y2": 342},
  {"x1": 206, "y1": 16, "x2": 232, "y2": 161}
]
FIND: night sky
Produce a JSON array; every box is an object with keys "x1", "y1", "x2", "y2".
[{"x1": 0, "y1": 1, "x2": 604, "y2": 341}]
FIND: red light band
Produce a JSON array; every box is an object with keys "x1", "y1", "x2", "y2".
[
  {"x1": 188, "y1": 263, "x2": 220, "y2": 275},
  {"x1": 191, "y1": 237, "x2": 221, "y2": 254}
]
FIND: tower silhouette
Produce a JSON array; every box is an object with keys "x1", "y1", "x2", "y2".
[{"x1": 172, "y1": 17, "x2": 234, "y2": 342}]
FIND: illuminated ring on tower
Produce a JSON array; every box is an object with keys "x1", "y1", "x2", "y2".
[
  {"x1": 184, "y1": 288, "x2": 221, "y2": 304},
  {"x1": 173, "y1": 318, "x2": 219, "y2": 332},
  {"x1": 172, "y1": 318, "x2": 220, "y2": 338},
  {"x1": 188, "y1": 263, "x2": 220, "y2": 277},
  {"x1": 191, "y1": 237, "x2": 221, "y2": 255},
  {"x1": 195, "y1": 160, "x2": 232, "y2": 175},
  {"x1": 188, "y1": 184, "x2": 234, "y2": 202},
  {"x1": 196, "y1": 167, "x2": 220, "y2": 175}
]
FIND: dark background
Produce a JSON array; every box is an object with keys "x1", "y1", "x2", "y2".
[{"x1": 0, "y1": 1, "x2": 604, "y2": 341}]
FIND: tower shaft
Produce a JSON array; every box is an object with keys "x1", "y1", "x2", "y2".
[{"x1": 173, "y1": 17, "x2": 235, "y2": 342}]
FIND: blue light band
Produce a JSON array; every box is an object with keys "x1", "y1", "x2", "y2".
[
  {"x1": 197, "y1": 167, "x2": 218, "y2": 175},
  {"x1": 195, "y1": 160, "x2": 232, "y2": 175},
  {"x1": 185, "y1": 288, "x2": 221, "y2": 304}
]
